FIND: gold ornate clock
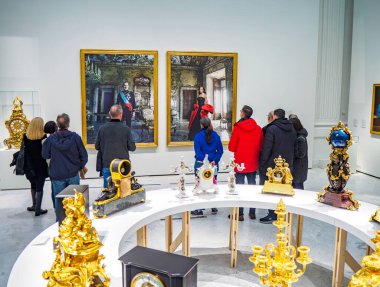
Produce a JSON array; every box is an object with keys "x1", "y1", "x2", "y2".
[
  {"x1": 4, "y1": 97, "x2": 29, "y2": 149},
  {"x1": 131, "y1": 272, "x2": 165, "y2": 287},
  {"x1": 262, "y1": 156, "x2": 295, "y2": 196}
]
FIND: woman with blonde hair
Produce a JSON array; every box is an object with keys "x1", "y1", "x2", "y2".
[{"x1": 23, "y1": 117, "x2": 49, "y2": 216}]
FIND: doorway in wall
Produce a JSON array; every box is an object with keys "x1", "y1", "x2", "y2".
[
  {"x1": 94, "y1": 86, "x2": 115, "y2": 122},
  {"x1": 180, "y1": 88, "x2": 197, "y2": 120},
  {"x1": 205, "y1": 68, "x2": 228, "y2": 132}
]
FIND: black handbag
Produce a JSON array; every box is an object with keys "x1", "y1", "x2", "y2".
[{"x1": 14, "y1": 139, "x2": 26, "y2": 175}]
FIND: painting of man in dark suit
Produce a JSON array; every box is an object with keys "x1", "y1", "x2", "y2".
[
  {"x1": 80, "y1": 50, "x2": 158, "y2": 147},
  {"x1": 117, "y1": 81, "x2": 136, "y2": 128}
]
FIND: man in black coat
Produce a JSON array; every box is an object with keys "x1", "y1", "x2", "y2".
[
  {"x1": 116, "y1": 81, "x2": 136, "y2": 128},
  {"x1": 259, "y1": 108, "x2": 297, "y2": 223},
  {"x1": 95, "y1": 104, "x2": 136, "y2": 188}
]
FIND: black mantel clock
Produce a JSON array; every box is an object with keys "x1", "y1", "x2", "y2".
[{"x1": 120, "y1": 246, "x2": 199, "y2": 287}]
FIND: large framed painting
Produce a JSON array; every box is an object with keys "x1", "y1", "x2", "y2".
[
  {"x1": 80, "y1": 49, "x2": 158, "y2": 148},
  {"x1": 371, "y1": 84, "x2": 380, "y2": 135},
  {"x1": 167, "y1": 51, "x2": 238, "y2": 146}
]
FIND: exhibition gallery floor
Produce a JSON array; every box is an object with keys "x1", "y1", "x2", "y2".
[{"x1": 1, "y1": 168, "x2": 380, "y2": 287}]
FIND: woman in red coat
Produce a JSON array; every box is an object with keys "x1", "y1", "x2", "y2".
[{"x1": 228, "y1": 105, "x2": 263, "y2": 221}]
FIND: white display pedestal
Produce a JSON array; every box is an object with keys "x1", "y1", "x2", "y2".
[
  {"x1": 8, "y1": 185, "x2": 379, "y2": 287},
  {"x1": 0, "y1": 148, "x2": 30, "y2": 190}
]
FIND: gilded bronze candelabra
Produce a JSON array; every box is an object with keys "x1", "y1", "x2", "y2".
[
  {"x1": 348, "y1": 231, "x2": 380, "y2": 286},
  {"x1": 249, "y1": 199, "x2": 312, "y2": 287}
]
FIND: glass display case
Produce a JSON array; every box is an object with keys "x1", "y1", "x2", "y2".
[{"x1": 0, "y1": 91, "x2": 40, "y2": 150}]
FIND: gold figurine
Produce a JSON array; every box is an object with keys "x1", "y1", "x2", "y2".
[
  {"x1": 4, "y1": 97, "x2": 29, "y2": 149},
  {"x1": 317, "y1": 121, "x2": 360, "y2": 210},
  {"x1": 348, "y1": 231, "x2": 380, "y2": 287},
  {"x1": 43, "y1": 192, "x2": 110, "y2": 287},
  {"x1": 371, "y1": 207, "x2": 380, "y2": 224},
  {"x1": 249, "y1": 199, "x2": 312, "y2": 286},
  {"x1": 262, "y1": 156, "x2": 294, "y2": 196}
]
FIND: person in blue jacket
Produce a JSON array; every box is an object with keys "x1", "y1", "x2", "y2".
[
  {"x1": 191, "y1": 117, "x2": 224, "y2": 216},
  {"x1": 42, "y1": 113, "x2": 88, "y2": 219}
]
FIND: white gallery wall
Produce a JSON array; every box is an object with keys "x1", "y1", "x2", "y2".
[
  {"x1": 348, "y1": 0, "x2": 380, "y2": 178},
  {"x1": 0, "y1": 0, "x2": 319, "y2": 188}
]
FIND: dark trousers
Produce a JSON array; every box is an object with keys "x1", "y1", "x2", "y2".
[
  {"x1": 259, "y1": 171, "x2": 266, "y2": 185},
  {"x1": 124, "y1": 110, "x2": 133, "y2": 128},
  {"x1": 29, "y1": 176, "x2": 46, "y2": 212},
  {"x1": 259, "y1": 172, "x2": 276, "y2": 216},
  {"x1": 236, "y1": 172, "x2": 256, "y2": 215},
  {"x1": 293, "y1": 182, "x2": 304, "y2": 190},
  {"x1": 29, "y1": 176, "x2": 46, "y2": 194}
]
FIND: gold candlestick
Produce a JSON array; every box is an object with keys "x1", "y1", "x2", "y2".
[{"x1": 249, "y1": 199, "x2": 312, "y2": 286}]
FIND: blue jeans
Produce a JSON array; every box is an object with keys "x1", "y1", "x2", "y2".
[
  {"x1": 52, "y1": 175, "x2": 80, "y2": 219},
  {"x1": 102, "y1": 168, "x2": 111, "y2": 188},
  {"x1": 236, "y1": 172, "x2": 257, "y2": 216}
]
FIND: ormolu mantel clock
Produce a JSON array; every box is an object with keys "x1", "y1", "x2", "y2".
[{"x1": 4, "y1": 97, "x2": 29, "y2": 149}]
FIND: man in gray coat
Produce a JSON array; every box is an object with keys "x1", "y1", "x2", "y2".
[{"x1": 95, "y1": 105, "x2": 136, "y2": 188}]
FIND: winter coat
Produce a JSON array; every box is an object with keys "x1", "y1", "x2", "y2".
[
  {"x1": 95, "y1": 120, "x2": 136, "y2": 168},
  {"x1": 259, "y1": 118, "x2": 297, "y2": 175},
  {"x1": 194, "y1": 128, "x2": 224, "y2": 164},
  {"x1": 228, "y1": 118, "x2": 263, "y2": 173},
  {"x1": 293, "y1": 128, "x2": 308, "y2": 184},
  {"x1": 23, "y1": 134, "x2": 48, "y2": 180},
  {"x1": 42, "y1": 130, "x2": 88, "y2": 180}
]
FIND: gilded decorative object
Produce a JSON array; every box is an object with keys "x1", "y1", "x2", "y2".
[
  {"x1": 42, "y1": 192, "x2": 110, "y2": 287},
  {"x1": 348, "y1": 231, "x2": 380, "y2": 287},
  {"x1": 193, "y1": 155, "x2": 218, "y2": 195},
  {"x1": 222, "y1": 157, "x2": 245, "y2": 194},
  {"x1": 262, "y1": 156, "x2": 294, "y2": 196},
  {"x1": 317, "y1": 121, "x2": 360, "y2": 210},
  {"x1": 93, "y1": 159, "x2": 145, "y2": 217},
  {"x1": 372, "y1": 231, "x2": 380, "y2": 245},
  {"x1": 4, "y1": 97, "x2": 29, "y2": 149},
  {"x1": 171, "y1": 156, "x2": 193, "y2": 198},
  {"x1": 371, "y1": 207, "x2": 380, "y2": 224},
  {"x1": 249, "y1": 199, "x2": 312, "y2": 287}
]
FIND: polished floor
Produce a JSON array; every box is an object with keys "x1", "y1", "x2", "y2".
[{"x1": 1, "y1": 168, "x2": 379, "y2": 287}]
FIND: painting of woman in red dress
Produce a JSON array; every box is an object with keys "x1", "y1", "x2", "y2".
[{"x1": 188, "y1": 86, "x2": 214, "y2": 140}]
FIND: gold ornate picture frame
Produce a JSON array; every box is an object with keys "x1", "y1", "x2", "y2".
[
  {"x1": 80, "y1": 49, "x2": 158, "y2": 148},
  {"x1": 370, "y1": 84, "x2": 380, "y2": 135},
  {"x1": 167, "y1": 51, "x2": 238, "y2": 146}
]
